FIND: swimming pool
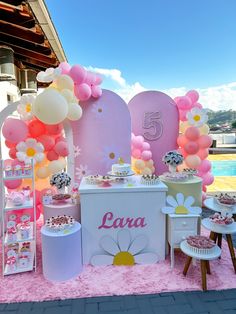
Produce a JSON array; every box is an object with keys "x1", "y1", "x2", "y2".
[{"x1": 211, "y1": 160, "x2": 236, "y2": 176}]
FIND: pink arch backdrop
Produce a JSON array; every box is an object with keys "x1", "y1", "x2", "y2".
[
  {"x1": 128, "y1": 91, "x2": 179, "y2": 175},
  {"x1": 71, "y1": 89, "x2": 131, "y2": 180}
]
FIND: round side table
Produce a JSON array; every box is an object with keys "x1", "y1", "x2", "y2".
[
  {"x1": 43, "y1": 201, "x2": 81, "y2": 223},
  {"x1": 204, "y1": 197, "x2": 236, "y2": 220},
  {"x1": 202, "y1": 218, "x2": 236, "y2": 273},
  {"x1": 180, "y1": 240, "x2": 221, "y2": 291}
]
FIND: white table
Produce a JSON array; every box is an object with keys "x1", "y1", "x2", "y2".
[
  {"x1": 204, "y1": 197, "x2": 236, "y2": 215},
  {"x1": 202, "y1": 218, "x2": 236, "y2": 273},
  {"x1": 79, "y1": 175, "x2": 168, "y2": 265},
  {"x1": 180, "y1": 240, "x2": 221, "y2": 291}
]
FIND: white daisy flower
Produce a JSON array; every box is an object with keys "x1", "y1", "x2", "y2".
[
  {"x1": 162, "y1": 193, "x2": 202, "y2": 215},
  {"x1": 16, "y1": 138, "x2": 44, "y2": 165},
  {"x1": 75, "y1": 164, "x2": 91, "y2": 180},
  {"x1": 36, "y1": 67, "x2": 61, "y2": 83},
  {"x1": 99, "y1": 145, "x2": 122, "y2": 168},
  {"x1": 186, "y1": 108, "x2": 208, "y2": 127},
  {"x1": 91, "y1": 229, "x2": 158, "y2": 266},
  {"x1": 74, "y1": 145, "x2": 82, "y2": 158},
  {"x1": 17, "y1": 94, "x2": 35, "y2": 121}
]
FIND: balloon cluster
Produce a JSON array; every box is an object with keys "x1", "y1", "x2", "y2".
[
  {"x1": 131, "y1": 133, "x2": 155, "y2": 175},
  {"x1": 175, "y1": 90, "x2": 214, "y2": 199}
]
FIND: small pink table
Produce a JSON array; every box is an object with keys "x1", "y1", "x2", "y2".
[{"x1": 43, "y1": 201, "x2": 81, "y2": 223}]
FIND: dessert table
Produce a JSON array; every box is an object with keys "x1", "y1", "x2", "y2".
[
  {"x1": 79, "y1": 175, "x2": 168, "y2": 265},
  {"x1": 204, "y1": 197, "x2": 236, "y2": 217}
]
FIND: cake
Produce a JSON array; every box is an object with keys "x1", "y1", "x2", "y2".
[
  {"x1": 209, "y1": 213, "x2": 234, "y2": 225},
  {"x1": 162, "y1": 172, "x2": 188, "y2": 182},
  {"x1": 141, "y1": 174, "x2": 159, "y2": 185},
  {"x1": 182, "y1": 168, "x2": 197, "y2": 177},
  {"x1": 85, "y1": 174, "x2": 100, "y2": 185},
  {"x1": 186, "y1": 235, "x2": 216, "y2": 254},
  {"x1": 45, "y1": 215, "x2": 75, "y2": 232},
  {"x1": 216, "y1": 193, "x2": 236, "y2": 206},
  {"x1": 111, "y1": 163, "x2": 131, "y2": 176}
]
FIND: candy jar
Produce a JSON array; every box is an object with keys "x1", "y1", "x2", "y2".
[
  {"x1": 19, "y1": 214, "x2": 31, "y2": 240},
  {"x1": 23, "y1": 164, "x2": 32, "y2": 176},
  {"x1": 5, "y1": 165, "x2": 13, "y2": 177},
  {"x1": 6, "y1": 249, "x2": 17, "y2": 272},
  {"x1": 6, "y1": 220, "x2": 17, "y2": 242},
  {"x1": 14, "y1": 164, "x2": 23, "y2": 176},
  {"x1": 22, "y1": 186, "x2": 31, "y2": 201}
]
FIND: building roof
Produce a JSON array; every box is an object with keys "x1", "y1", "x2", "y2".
[{"x1": 0, "y1": 0, "x2": 66, "y2": 71}]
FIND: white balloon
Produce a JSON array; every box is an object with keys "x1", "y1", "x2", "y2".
[
  {"x1": 67, "y1": 103, "x2": 83, "y2": 121},
  {"x1": 33, "y1": 89, "x2": 68, "y2": 125},
  {"x1": 55, "y1": 75, "x2": 74, "y2": 91},
  {"x1": 60, "y1": 89, "x2": 74, "y2": 102},
  {"x1": 48, "y1": 160, "x2": 65, "y2": 174}
]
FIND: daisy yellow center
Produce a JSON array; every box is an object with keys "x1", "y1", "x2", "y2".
[
  {"x1": 26, "y1": 147, "x2": 36, "y2": 157},
  {"x1": 113, "y1": 251, "x2": 135, "y2": 266},
  {"x1": 175, "y1": 205, "x2": 188, "y2": 214},
  {"x1": 193, "y1": 115, "x2": 201, "y2": 122},
  {"x1": 98, "y1": 108, "x2": 102, "y2": 113},
  {"x1": 109, "y1": 152, "x2": 115, "y2": 159},
  {"x1": 25, "y1": 103, "x2": 32, "y2": 112}
]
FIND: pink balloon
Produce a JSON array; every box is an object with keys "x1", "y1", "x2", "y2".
[
  {"x1": 95, "y1": 75, "x2": 103, "y2": 85},
  {"x1": 45, "y1": 123, "x2": 63, "y2": 135},
  {"x1": 59, "y1": 62, "x2": 71, "y2": 75},
  {"x1": 202, "y1": 185, "x2": 207, "y2": 192},
  {"x1": 142, "y1": 142, "x2": 150, "y2": 150},
  {"x1": 69, "y1": 65, "x2": 86, "y2": 84},
  {"x1": 198, "y1": 135, "x2": 213, "y2": 149},
  {"x1": 74, "y1": 83, "x2": 91, "y2": 101},
  {"x1": 202, "y1": 172, "x2": 214, "y2": 186},
  {"x1": 198, "y1": 159, "x2": 212, "y2": 173},
  {"x1": 185, "y1": 154, "x2": 201, "y2": 168},
  {"x1": 91, "y1": 85, "x2": 102, "y2": 98},
  {"x1": 5, "y1": 140, "x2": 16, "y2": 148},
  {"x1": 179, "y1": 148, "x2": 188, "y2": 158},
  {"x1": 55, "y1": 136, "x2": 66, "y2": 143},
  {"x1": 141, "y1": 150, "x2": 152, "y2": 161},
  {"x1": 174, "y1": 96, "x2": 181, "y2": 104},
  {"x1": 37, "y1": 134, "x2": 55, "y2": 151},
  {"x1": 28, "y1": 120, "x2": 46, "y2": 138},
  {"x1": 177, "y1": 135, "x2": 188, "y2": 147},
  {"x1": 36, "y1": 205, "x2": 41, "y2": 220},
  {"x1": 132, "y1": 149, "x2": 141, "y2": 159},
  {"x1": 4, "y1": 159, "x2": 13, "y2": 167},
  {"x1": 185, "y1": 127, "x2": 200, "y2": 141},
  {"x1": 2, "y1": 118, "x2": 28, "y2": 143},
  {"x1": 47, "y1": 150, "x2": 59, "y2": 161},
  {"x1": 5, "y1": 178, "x2": 22, "y2": 189},
  {"x1": 85, "y1": 71, "x2": 97, "y2": 85},
  {"x1": 176, "y1": 96, "x2": 192, "y2": 110},
  {"x1": 186, "y1": 90, "x2": 199, "y2": 104},
  {"x1": 132, "y1": 137, "x2": 143, "y2": 149},
  {"x1": 54, "y1": 141, "x2": 69, "y2": 157},
  {"x1": 9, "y1": 147, "x2": 17, "y2": 159},
  {"x1": 193, "y1": 102, "x2": 203, "y2": 109},
  {"x1": 197, "y1": 148, "x2": 209, "y2": 160},
  {"x1": 184, "y1": 141, "x2": 199, "y2": 154},
  {"x1": 179, "y1": 109, "x2": 188, "y2": 121}
]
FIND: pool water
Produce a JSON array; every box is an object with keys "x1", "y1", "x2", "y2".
[{"x1": 212, "y1": 160, "x2": 236, "y2": 176}]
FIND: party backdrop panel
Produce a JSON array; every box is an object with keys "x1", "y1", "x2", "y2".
[
  {"x1": 128, "y1": 91, "x2": 179, "y2": 175},
  {"x1": 71, "y1": 89, "x2": 131, "y2": 181}
]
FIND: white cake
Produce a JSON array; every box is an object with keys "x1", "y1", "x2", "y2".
[{"x1": 111, "y1": 163, "x2": 131, "y2": 176}]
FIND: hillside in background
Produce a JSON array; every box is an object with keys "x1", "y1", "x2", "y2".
[{"x1": 207, "y1": 109, "x2": 236, "y2": 129}]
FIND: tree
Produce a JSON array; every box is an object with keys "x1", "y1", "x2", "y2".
[{"x1": 232, "y1": 120, "x2": 236, "y2": 129}]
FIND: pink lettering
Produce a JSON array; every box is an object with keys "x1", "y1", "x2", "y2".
[{"x1": 98, "y1": 211, "x2": 147, "y2": 230}]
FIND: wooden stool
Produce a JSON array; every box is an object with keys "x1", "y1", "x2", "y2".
[
  {"x1": 202, "y1": 218, "x2": 236, "y2": 273},
  {"x1": 180, "y1": 240, "x2": 221, "y2": 291}
]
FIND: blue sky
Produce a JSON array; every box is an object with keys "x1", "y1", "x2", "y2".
[{"x1": 45, "y1": 0, "x2": 236, "y2": 110}]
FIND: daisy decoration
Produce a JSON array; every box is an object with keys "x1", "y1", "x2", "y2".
[
  {"x1": 16, "y1": 138, "x2": 44, "y2": 165},
  {"x1": 17, "y1": 94, "x2": 35, "y2": 121},
  {"x1": 162, "y1": 193, "x2": 202, "y2": 215},
  {"x1": 91, "y1": 229, "x2": 158, "y2": 266},
  {"x1": 186, "y1": 108, "x2": 208, "y2": 127}
]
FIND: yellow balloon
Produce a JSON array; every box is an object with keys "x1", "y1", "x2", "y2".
[
  {"x1": 67, "y1": 103, "x2": 83, "y2": 121},
  {"x1": 36, "y1": 166, "x2": 50, "y2": 179},
  {"x1": 56, "y1": 75, "x2": 74, "y2": 91},
  {"x1": 134, "y1": 159, "x2": 145, "y2": 170},
  {"x1": 199, "y1": 124, "x2": 210, "y2": 135},
  {"x1": 180, "y1": 121, "x2": 190, "y2": 134},
  {"x1": 60, "y1": 89, "x2": 74, "y2": 102},
  {"x1": 145, "y1": 159, "x2": 154, "y2": 167},
  {"x1": 35, "y1": 178, "x2": 50, "y2": 190},
  {"x1": 48, "y1": 160, "x2": 65, "y2": 174},
  {"x1": 141, "y1": 167, "x2": 152, "y2": 175}
]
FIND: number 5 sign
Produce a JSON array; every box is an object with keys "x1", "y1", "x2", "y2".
[{"x1": 128, "y1": 91, "x2": 179, "y2": 175}]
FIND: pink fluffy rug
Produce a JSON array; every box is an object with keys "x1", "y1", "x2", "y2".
[{"x1": 1, "y1": 218, "x2": 236, "y2": 303}]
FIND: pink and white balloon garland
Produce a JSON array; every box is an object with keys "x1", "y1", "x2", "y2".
[
  {"x1": 175, "y1": 90, "x2": 214, "y2": 200},
  {"x1": 131, "y1": 133, "x2": 155, "y2": 175}
]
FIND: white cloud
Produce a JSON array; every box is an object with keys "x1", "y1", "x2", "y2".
[{"x1": 88, "y1": 66, "x2": 236, "y2": 111}]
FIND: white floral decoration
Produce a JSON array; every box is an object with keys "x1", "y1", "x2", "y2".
[
  {"x1": 162, "y1": 193, "x2": 202, "y2": 215},
  {"x1": 17, "y1": 94, "x2": 35, "y2": 121},
  {"x1": 186, "y1": 108, "x2": 208, "y2": 127},
  {"x1": 36, "y1": 67, "x2": 61, "y2": 83},
  {"x1": 91, "y1": 229, "x2": 158, "y2": 266},
  {"x1": 74, "y1": 145, "x2": 82, "y2": 158},
  {"x1": 16, "y1": 138, "x2": 44, "y2": 165},
  {"x1": 75, "y1": 164, "x2": 91, "y2": 180}
]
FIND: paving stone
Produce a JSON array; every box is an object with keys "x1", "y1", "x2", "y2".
[
  {"x1": 186, "y1": 295, "x2": 207, "y2": 312},
  {"x1": 5, "y1": 303, "x2": 20, "y2": 311},
  {"x1": 86, "y1": 296, "x2": 110, "y2": 303},
  {"x1": 0, "y1": 305, "x2": 6, "y2": 311},
  {"x1": 204, "y1": 301, "x2": 225, "y2": 314},
  {"x1": 85, "y1": 303, "x2": 98, "y2": 313},
  {"x1": 59, "y1": 299, "x2": 72, "y2": 306},
  {"x1": 72, "y1": 298, "x2": 85, "y2": 313},
  {"x1": 44, "y1": 306, "x2": 71, "y2": 314},
  {"x1": 29, "y1": 309, "x2": 44, "y2": 314},
  {"x1": 123, "y1": 295, "x2": 137, "y2": 309},
  {"x1": 217, "y1": 299, "x2": 236, "y2": 310},
  {"x1": 153, "y1": 306, "x2": 168, "y2": 314},
  {"x1": 17, "y1": 302, "x2": 33, "y2": 313},
  {"x1": 136, "y1": 299, "x2": 154, "y2": 314},
  {"x1": 199, "y1": 291, "x2": 225, "y2": 301},
  {"x1": 173, "y1": 292, "x2": 189, "y2": 304},
  {"x1": 222, "y1": 289, "x2": 236, "y2": 299},
  {"x1": 166, "y1": 304, "x2": 194, "y2": 314},
  {"x1": 126, "y1": 309, "x2": 141, "y2": 314},
  {"x1": 150, "y1": 296, "x2": 175, "y2": 307},
  {"x1": 99, "y1": 300, "x2": 124, "y2": 311},
  {"x1": 32, "y1": 300, "x2": 59, "y2": 308}
]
